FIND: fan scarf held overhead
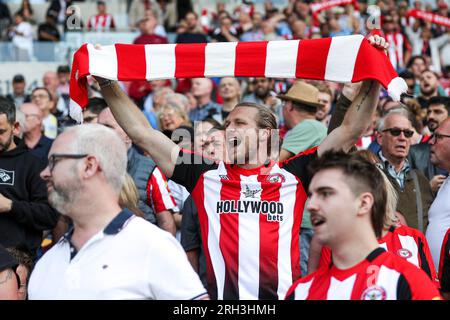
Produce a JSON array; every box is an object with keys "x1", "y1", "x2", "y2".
[{"x1": 69, "y1": 34, "x2": 407, "y2": 123}]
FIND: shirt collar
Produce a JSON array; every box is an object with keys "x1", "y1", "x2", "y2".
[
  {"x1": 61, "y1": 209, "x2": 134, "y2": 243},
  {"x1": 378, "y1": 151, "x2": 410, "y2": 172}
]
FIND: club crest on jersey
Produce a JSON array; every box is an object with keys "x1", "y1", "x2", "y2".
[
  {"x1": 266, "y1": 173, "x2": 285, "y2": 183},
  {"x1": 241, "y1": 185, "x2": 261, "y2": 198},
  {"x1": 361, "y1": 286, "x2": 387, "y2": 300},
  {"x1": 396, "y1": 248, "x2": 412, "y2": 259}
]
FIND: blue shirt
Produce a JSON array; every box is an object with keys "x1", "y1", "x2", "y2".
[
  {"x1": 30, "y1": 135, "x2": 53, "y2": 161},
  {"x1": 188, "y1": 101, "x2": 222, "y2": 123},
  {"x1": 379, "y1": 151, "x2": 411, "y2": 190}
]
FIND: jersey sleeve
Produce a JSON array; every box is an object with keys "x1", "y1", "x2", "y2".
[
  {"x1": 397, "y1": 265, "x2": 443, "y2": 300},
  {"x1": 416, "y1": 232, "x2": 440, "y2": 286},
  {"x1": 147, "y1": 167, "x2": 179, "y2": 214},
  {"x1": 439, "y1": 229, "x2": 450, "y2": 293},
  {"x1": 171, "y1": 149, "x2": 218, "y2": 193},
  {"x1": 280, "y1": 147, "x2": 318, "y2": 191}
]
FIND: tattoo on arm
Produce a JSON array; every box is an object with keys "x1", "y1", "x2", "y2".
[
  {"x1": 0, "y1": 270, "x2": 13, "y2": 285},
  {"x1": 356, "y1": 81, "x2": 374, "y2": 111}
]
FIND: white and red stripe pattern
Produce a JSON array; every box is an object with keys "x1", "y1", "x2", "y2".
[
  {"x1": 194, "y1": 161, "x2": 305, "y2": 300},
  {"x1": 310, "y1": 0, "x2": 359, "y2": 26},
  {"x1": 69, "y1": 35, "x2": 407, "y2": 122},
  {"x1": 407, "y1": 9, "x2": 450, "y2": 28},
  {"x1": 147, "y1": 167, "x2": 179, "y2": 214}
]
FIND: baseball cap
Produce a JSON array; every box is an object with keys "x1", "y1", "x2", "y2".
[{"x1": 12, "y1": 74, "x2": 25, "y2": 83}]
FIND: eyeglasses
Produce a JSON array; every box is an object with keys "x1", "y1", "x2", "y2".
[
  {"x1": 31, "y1": 93, "x2": 50, "y2": 100},
  {"x1": 430, "y1": 132, "x2": 450, "y2": 142},
  {"x1": 24, "y1": 113, "x2": 41, "y2": 119},
  {"x1": 382, "y1": 128, "x2": 414, "y2": 138},
  {"x1": 48, "y1": 154, "x2": 88, "y2": 172}
]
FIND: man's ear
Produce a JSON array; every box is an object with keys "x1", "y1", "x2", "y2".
[
  {"x1": 357, "y1": 192, "x2": 375, "y2": 218},
  {"x1": 376, "y1": 131, "x2": 383, "y2": 146},
  {"x1": 12, "y1": 121, "x2": 21, "y2": 137},
  {"x1": 83, "y1": 155, "x2": 100, "y2": 178}
]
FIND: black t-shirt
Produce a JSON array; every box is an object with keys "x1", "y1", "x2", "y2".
[{"x1": 38, "y1": 22, "x2": 60, "y2": 42}]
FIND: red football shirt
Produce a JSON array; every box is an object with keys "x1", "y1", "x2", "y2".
[
  {"x1": 286, "y1": 248, "x2": 442, "y2": 300},
  {"x1": 319, "y1": 225, "x2": 439, "y2": 285},
  {"x1": 172, "y1": 147, "x2": 318, "y2": 300}
]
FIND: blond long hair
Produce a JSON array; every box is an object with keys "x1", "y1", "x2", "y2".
[{"x1": 119, "y1": 173, "x2": 145, "y2": 218}]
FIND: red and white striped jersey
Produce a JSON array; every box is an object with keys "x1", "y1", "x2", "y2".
[
  {"x1": 286, "y1": 248, "x2": 442, "y2": 300},
  {"x1": 384, "y1": 31, "x2": 411, "y2": 70},
  {"x1": 146, "y1": 167, "x2": 179, "y2": 214},
  {"x1": 319, "y1": 225, "x2": 439, "y2": 285},
  {"x1": 439, "y1": 228, "x2": 450, "y2": 293},
  {"x1": 171, "y1": 147, "x2": 318, "y2": 299},
  {"x1": 87, "y1": 14, "x2": 116, "y2": 32}
]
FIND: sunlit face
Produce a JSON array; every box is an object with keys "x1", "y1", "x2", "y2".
[
  {"x1": 430, "y1": 120, "x2": 450, "y2": 170},
  {"x1": 410, "y1": 58, "x2": 426, "y2": 78},
  {"x1": 191, "y1": 78, "x2": 212, "y2": 98},
  {"x1": 20, "y1": 103, "x2": 42, "y2": 133},
  {"x1": 193, "y1": 121, "x2": 214, "y2": 154},
  {"x1": 204, "y1": 129, "x2": 226, "y2": 161},
  {"x1": 159, "y1": 108, "x2": 185, "y2": 132},
  {"x1": 40, "y1": 132, "x2": 84, "y2": 216},
  {"x1": 427, "y1": 104, "x2": 448, "y2": 132},
  {"x1": 253, "y1": 78, "x2": 272, "y2": 99},
  {"x1": 420, "y1": 71, "x2": 439, "y2": 96},
  {"x1": 378, "y1": 114, "x2": 413, "y2": 161},
  {"x1": 316, "y1": 92, "x2": 332, "y2": 121},
  {"x1": 224, "y1": 106, "x2": 265, "y2": 165},
  {"x1": 31, "y1": 89, "x2": 52, "y2": 115},
  {"x1": 219, "y1": 77, "x2": 240, "y2": 101},
  {"x1": 185, "y1": 12, "x2": 198, "y2": 30},
  {"x1": 307, "y1": 169, "x2": 361, "y2": 246}
]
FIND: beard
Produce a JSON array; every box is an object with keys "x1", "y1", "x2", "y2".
[
  {"x1": 0, "y1": 134, "x2": 14, "y2": 154},
  {"x1": 427, "y1": 120, "x2": 439, "y2": 132},
  {"x1": 255, "y1": 87, "x2": 270, "y2": 99},
  {"x1": 48, "y1": 175, "x2": 83, "y2": 215}
]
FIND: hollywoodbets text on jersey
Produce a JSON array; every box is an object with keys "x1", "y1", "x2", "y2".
[{"x1": 216, "y1": 200, "x2": 284, "y2": 222}]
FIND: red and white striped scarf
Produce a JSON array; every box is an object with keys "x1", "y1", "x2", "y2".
[
  {"x1": 407, "y1": 9, "x2": 450, "y2": 28},
  {"x1": 310, "y1": 0, "x2": 359, "y2": 26},
  {"x1": 69, "y1": 35, "x2": 407, "y2": 122}
]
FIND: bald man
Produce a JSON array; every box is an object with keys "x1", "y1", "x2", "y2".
[
  {"x1": 98, "y1": 108, "x2": 178, "y2": 236},
  {"x1": 188, "y1": 78, "x2": 222, "y2": 123},
  {"x1": 219, "y1": 77, "x2": 241, "y2": 119},
  {"x1": 20, "y1": 103, "x2": 53, "y2": 160}
]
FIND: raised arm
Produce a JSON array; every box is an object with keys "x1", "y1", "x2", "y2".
[
  {"x1": 318, "y1": 79, "x2": 380, "y2": 156},
  {"x1": 318, "y1": 35, "x2": 387, "y2": 156},
  {"x1": 96, "y1": 79, "x2": 180, "y2": 178}
]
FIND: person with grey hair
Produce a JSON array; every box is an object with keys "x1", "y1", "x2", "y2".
[
  {"x1": 28, "y1": 124, "x2": 208, "y2": 300},
  {"x1": 376, "y1": 107, "x2": 434, "y2": 232},
  {"x1": 13, "y1": 108, "x2": 25, "y2": 139}
]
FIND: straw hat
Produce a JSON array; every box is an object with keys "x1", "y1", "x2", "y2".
[{"x1": 277, "y1": 81, "x2": 324, "y2": 109}]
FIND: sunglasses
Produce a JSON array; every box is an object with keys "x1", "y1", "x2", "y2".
[
  {"x1": 382, "y1": 128, "x2": 414, "y2": 138},
  {"x1": 430, "y1": 132, "x2": 450, "y2": 141}
]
